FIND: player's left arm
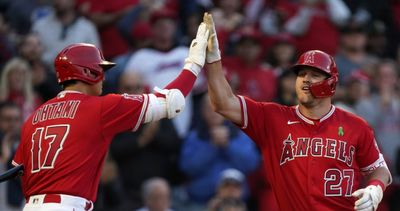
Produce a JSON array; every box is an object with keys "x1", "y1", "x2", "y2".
[
  {"x1": 365, "y1": 166, "x2": 392, "y2": 189},
  {"x1": 352, "y1": 124, "x2": 392, "y2": 211},
  {"x1": 143, "y1": 19, "x2": 209, "y2": 123},
  {"x1": 352, "y1": 166, "x2": 391, "y2": 211}
]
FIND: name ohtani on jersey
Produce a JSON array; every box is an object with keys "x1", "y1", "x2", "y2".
[
  {"x1": 32, "y1": 100, "x2": 81, "y2": 125},
  {"x1": 280, "y1": 133, "x2": 355, "y2": 167}
]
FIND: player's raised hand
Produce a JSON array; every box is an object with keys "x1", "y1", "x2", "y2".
[
  {"x1": 203, "y1": 12, "x2": 221, "y2": 64},
  {"x1": 184, "y1": 21, "x2": 210, "y2": 76},
  {"x1": 352, "y1": 185, "x2": 383, "y2": 211}
]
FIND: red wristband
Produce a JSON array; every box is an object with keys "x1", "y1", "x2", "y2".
[{"x1": 368, "y1": 179, "x2": 386, "y2": 191}]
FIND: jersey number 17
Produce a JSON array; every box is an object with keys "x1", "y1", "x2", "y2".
[{"x1": 30, "y1": 124, "x2": 70, "y2": 173}]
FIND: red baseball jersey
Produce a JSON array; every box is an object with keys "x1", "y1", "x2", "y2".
[
  {"x1": 12, "y1": 91, "x2": 149, "y2": 201},
  {"x1": 237, "y1": 96, "x2": 386, "y2": 211}
]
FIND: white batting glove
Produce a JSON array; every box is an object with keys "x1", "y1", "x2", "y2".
[
  {"x1": 203, "y1": 12, "x2": 221, "y2": 64},
  {"x1": 184, "y1": 22, "x2": 209, "y2": 76},
  {"x1": 352, "y1": 185, "x2": 383, "y2": 211}
]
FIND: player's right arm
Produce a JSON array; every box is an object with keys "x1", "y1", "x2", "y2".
[
  {"x1": 144, "y1": 20, "x2": 210, "y2": 123},
  {"x1": 206, "y1": 62, "x2": 242, "y2": 125},
  {"x1": 204, "y1": 13, "x2": 242, "y2": 125}
]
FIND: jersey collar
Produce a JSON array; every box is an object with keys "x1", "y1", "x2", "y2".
[
  {"x1": 57, "y1": 90, "x2": 83, "y2": 98},
  {"x1": 295, "y1": 105, "x2": 336, "y2": 125}
]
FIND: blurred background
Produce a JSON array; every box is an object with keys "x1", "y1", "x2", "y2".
[{"x1": 0, "y1": 0, "x2": 399, "y2": 210}]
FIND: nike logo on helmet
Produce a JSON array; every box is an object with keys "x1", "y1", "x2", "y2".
[{"x1": 287, "y1": 120, "x2": 300, "y2": 125}]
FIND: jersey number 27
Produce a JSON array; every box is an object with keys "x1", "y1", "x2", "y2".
[
  {"x1": 30, "y1": 124, "x2": 70, "y2": 173},
  {"x1": 324, "y1": 168, "x2": 354, "y2": 196}
]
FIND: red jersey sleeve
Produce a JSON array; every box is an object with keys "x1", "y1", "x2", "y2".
[
  {"x1": 100, "y1": 94, "x2": 149, "y2": 137},
  {"x1": 356, "y1": 122, "x2": 386, "y2": 174},
  {"x1": 12, "y1": 124, "x2": 27, "y2": 166},
  {"x1": 12, "y1": 144, "x2": 23, "y2": 167},
  {"x1": 237, "y1": 95, "x2": 281, "y2": 146}
]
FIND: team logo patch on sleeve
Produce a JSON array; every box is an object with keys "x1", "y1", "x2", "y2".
[{"x1": 122, "y1": 94, "x2": 144, "y2": 102}]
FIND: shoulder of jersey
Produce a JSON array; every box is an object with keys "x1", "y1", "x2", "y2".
[{"x1": 334, "y1": 107, "x2": 369, "y2": 126}]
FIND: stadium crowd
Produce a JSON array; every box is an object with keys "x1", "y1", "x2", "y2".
[{"x1": 0, "y1": 0, "x2": 399, "y2": 210}]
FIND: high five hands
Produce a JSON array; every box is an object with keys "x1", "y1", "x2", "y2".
[
  {"x1": 203, "y1": 12, "x2": 221, "y2": 64},
  {"x1": 184, "y1": 12, "x2": 222, "y2": 77}
]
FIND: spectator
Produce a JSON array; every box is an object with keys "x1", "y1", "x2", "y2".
[
  {"x1": 355, "y1": 59, "x2": 400, "y2": 179},
  {"x1": 246, "y1": 165, "x2": 279, "y2": 211},
  {"x1": 0, "y1": 102, "x2": 22, "y2": 173},
  {"x1": 0, "y1": 102, "x2": 23, "y2": 211},
  {"x1": 344, "y1": 0, "x2": 399, "y2": 58},
  {"x1": 18, "y1": 33, "x2": 61, "y2": 101},
  {"x1": 257, "y1": 0, "x2": 293, "y2": 36},
  {"x1": 335, "y1": 70, "x2": 371, "y2": 114},
  {"x1": 284, "y1": 0, "x2": 351, "y2": 55},
  {"x1": 179, "y1": 94, "x2": 260, "y2": 211},
  {"x1": 117, "y1": 71, "x2": 149, "y2": 94},
  {"x1": 104, "y1": 2, "x2": 154, "y2": 94},
  {"x1": 335, "y1": 23, "x2": 369, "y2": 85},
  {"x1": 366, "y1": 20, "x2": 389, "y2": 58},
  {"x1": 32, "y1": 0, "x2": 100, "y2": 67},
  {"x1": 223, "y1": 28, "x2": 277, "y2": 102},
  {"x1": 125, "y1": 8, "x2": 196, "y2": 137},
  {"x1": 210, "y1": 198, "x2": 247, "y2": 211},
  {"x1": 95, "y1": 153, "x2": 126, "y2": 211},
  {"x1": 207, "y1": 169, "x2": 247, "y2": 211},
  {"x1": 0, "y1": 58, "x2": 41, "y2": 120},
  {"x1": 77, "y1": 0, "x2": 137, "y2": 59},
  {"x1": 274, "y1": 69, "x2": 297, "y2": 106},
  {"x1": 0, "y1": 13, "x2": 16, "y2": 70},
  {"x1": 137, "y1": 177, "x2": 174, "y2": 211},
  {"x1": 210, "y1": 0, "x2": 244, "y2": 54},
  {"x1": 264, "y1": 36, "x2": 297, "y2": 76},
  {"x1": 3, "y1": 0, "x2": 51, "y2": 35},
  {"x1": 211, "y1": 0, "x2": 243, "y2": 32},
  {"x1": 179, "y1": 10, "x2": 204, "y2": 47},
  {"x1": 115, "y1": 0, "x2": 167, "y2": 48},
  {"x1": 110, "y1": 71, "x2": 183, "y2": 209}
]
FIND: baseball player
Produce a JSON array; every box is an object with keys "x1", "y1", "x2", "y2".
[
  {"x1": 10, "y1": 19, "x2": 210, "y2": 211},
  {"x1": 203, "y1": 13, "x2": 392, "y2": 211}
]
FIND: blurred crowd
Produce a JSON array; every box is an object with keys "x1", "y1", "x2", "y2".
[{"x1": 0, "y1": 0, "x2": 400, "y2": 210}]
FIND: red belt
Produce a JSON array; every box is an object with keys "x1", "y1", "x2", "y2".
[{"x1": 27, "y1": 194, "x2": 92, "y2": 210}]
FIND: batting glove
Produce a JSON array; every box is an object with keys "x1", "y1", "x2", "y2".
[
  {"x1": 352, "y1": 185, "x2": 383, "y2": 211},
  {"x1": 184, "y1": 22, "x2": 209, "y2": 76},
  {"x1": 203, "y1": 12, "x2": 221, "y2": 64}
]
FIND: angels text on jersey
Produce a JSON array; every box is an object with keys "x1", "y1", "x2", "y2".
[{"x1": 280, "y1": 133, "x2": 355, "y2": 167}]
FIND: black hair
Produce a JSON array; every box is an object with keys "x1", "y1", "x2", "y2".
[
  {"x1": 0, "y1": 101, "x2": 19, "y2": 112},
  {"x1": 60, "y1": 80, "x2": 78, "y2": 90}
]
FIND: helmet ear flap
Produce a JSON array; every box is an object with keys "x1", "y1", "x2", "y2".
[{"x1": 309, "y1": 75, "x2": 337, "y2": 98}]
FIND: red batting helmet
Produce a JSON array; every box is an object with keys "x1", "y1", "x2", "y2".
[
  {"x1": 292, "y1": 50, "x2": 339, "y2": 98},
  {"x1": 54, "y1": 43, "x2": 115, "y2": 84}
]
